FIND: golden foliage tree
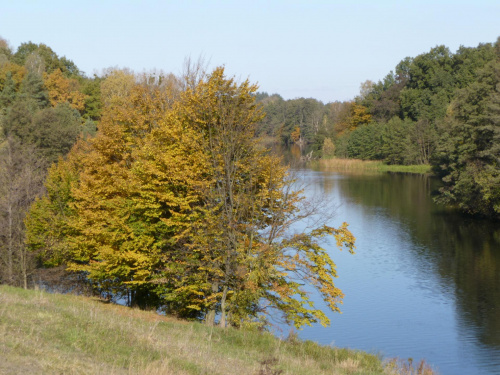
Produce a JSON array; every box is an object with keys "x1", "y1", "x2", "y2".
[
  {"x1": 26, "y1": 67, "x2": 355, "y2": 328},
  {"x1": 44, "y1": 69, "x2": 86, "y2": 112}
]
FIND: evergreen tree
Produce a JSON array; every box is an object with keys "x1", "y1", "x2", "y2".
[
  {"x1": 19, "y1": 71, "x2": 49, "y2": 108},
  {"x1": 0, "y1": 72, "x2": 17, "y2": 110}
]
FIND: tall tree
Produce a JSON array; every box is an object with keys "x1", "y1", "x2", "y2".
[
  {"x1": 26, "y1": 68, "x2": 356, "y2": 329},
  {"x1": 179, "y1": 68, "x2": 355, "y2": 327},
  {"x1": 433, "y1": 58, "x2": 500, "y2": 217},
  {"x1": 19, "y1": 71, "x2": 49, "y2": 108}
]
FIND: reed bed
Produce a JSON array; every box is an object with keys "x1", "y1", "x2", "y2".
[{"x1": 317, "y1": 158, "x2": 432, "y2": 175}]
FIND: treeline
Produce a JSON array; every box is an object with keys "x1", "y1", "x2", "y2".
[
  {"x1": 256, "y1": 38, "x2": 500, "y2": 218},
  {"x1": 0, "y1": 39, "x2": 355, "y2": 329},
  {"x1": 0, "y1": 39, "x2": 98, "y2": 289},
  {"x1": 253, "y1": 93, "x2": 371, "y2": 157},
  {"x1": 344, "y1": 39, "x2": 500, "y2": 218}
]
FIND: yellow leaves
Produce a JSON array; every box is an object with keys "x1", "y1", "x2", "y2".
[
  {"x1": 290, "y1": 126, "x2": 301, "y2": 143},
  {"x1": 100, "y1": 68, "x2": 136, "y2": 108},
  {"x1": 0, "y1": 62, "x2": 26, "y2": 91},
  {"x1": 28, "y1": 66, "x2": 356, "y2": 326},
  {"x1": 44, "y1": 69, "x2": 86, "y2": 111},
  {"x1": 334, "y1": 102, "x2": 372, "y2": 135},
  {"x1": 333, "y1": 222, "x2": 356, "y2": 254}
]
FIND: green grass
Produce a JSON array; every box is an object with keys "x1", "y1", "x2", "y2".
[
  {"x1": 0, "y1": 285, "x2": 437, "y2": 374},
  {"x1": 316, "y1": 158, "x2": 432, "y2": 175}
]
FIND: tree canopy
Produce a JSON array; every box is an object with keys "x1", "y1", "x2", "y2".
[{"x1": 25, "y1": 66, "x2": 356, "y2": 329}]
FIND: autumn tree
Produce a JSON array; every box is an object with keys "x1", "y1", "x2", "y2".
[
  {"x1": 44, "y1": 68, "x2": 87, "y2": 112},
  {"x1": 0, "y1": 62, "x2": 26, "y2": 92},
  {"x1": 175, "y1": 68, "x2": 355, "y2": 327},
  {"x1": 26, "y1": 67, "x2": 355, "y2": 329},
  {"x1": 100, "y1": 68, "x2": 136, "y2": 108}
]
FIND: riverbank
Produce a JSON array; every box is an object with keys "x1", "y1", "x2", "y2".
[
  {"x1": 316, "y1": 158, "x2": 432, "y2": 174},
  {"x1": 0, "y1": 285, "x2": 436, "y2": 374}
]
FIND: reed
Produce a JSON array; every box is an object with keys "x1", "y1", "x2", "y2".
[{"x1": 317, "y1": 158, "x2": 432, "y2": 175}]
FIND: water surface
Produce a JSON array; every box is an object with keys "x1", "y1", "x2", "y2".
[{"x1": 294, "y1": 169, "x2": 500, "y2": 375}]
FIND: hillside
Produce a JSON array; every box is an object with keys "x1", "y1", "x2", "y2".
[{"x1": 0, "y1": 286, "x2": 433, "y2": 375}]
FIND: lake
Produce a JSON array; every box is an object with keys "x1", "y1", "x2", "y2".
[{"x1": 292, "y1": 168, "x2": 500, "y2": 375}]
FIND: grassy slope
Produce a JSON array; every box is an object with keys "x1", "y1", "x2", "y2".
[{"x1": 0, "y1": 285, "x2": 398, "y2": 375}]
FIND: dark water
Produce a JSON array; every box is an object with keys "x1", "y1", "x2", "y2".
[{"x1": 293, "y1": 169, "x2": 500, "y2": 375}]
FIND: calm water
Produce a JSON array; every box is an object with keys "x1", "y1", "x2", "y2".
[{"x1": 293, "y1": 169, "x2": 500, "y2": 375}]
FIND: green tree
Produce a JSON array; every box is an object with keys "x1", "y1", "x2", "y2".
[
  {"x1": 3, "y1": 101, "x2": 81, "y2": 164},
  {"x1": 433, "y1": 59, "x2": 500, "y2": 217},
  {"x1": 80, "y1": 75, "x2": 102, "y2": 120},
  {"x1": 0, "y1": 71, "x2": 17, "y2": 110},
  {"x1": 13, "y1": 42, "x2": 80, "y2": 77},
  {"x1": 19, "y1": 71, "x2": 49, "y2": 108}
]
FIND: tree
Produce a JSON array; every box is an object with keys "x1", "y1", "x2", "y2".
[
  {"x1": 0, "y1": 137, "x2": 46, "y2": 288},
  {"x1": 26, "y1": 68, "x2": 356, "y2": 329},
  {"x1": 19, "y1": 71, "x2": 49, "y2": 108},
  {"x1": 62, "y1": 83, "x2": 188, "y2": 307},
  {"x1": 13, "y1": 42, "x2": 79, "y2": 77},
  {"x1": 177, "y1": 67, "x2": 355, "y2": 327},
  {"x1": 44, "y1": 69, "x2": 87, "y2": 112},
  {"x1": 0, "y1": 71, "x2": 17, "y2": 109},
  {"x1": 80, "y1": 75, "x2": 102, "y2": 121},
  {"x1": 31, "y1": 103, "x2": 82, "y2": 164},
  {"x1": 0, "y1": 62, "x2": 26, "y2": 93},
  {"x1": 100, "y1": 68, "x2": 136, "y2": 108},
  {"x1": 322, "y1": 137, "x2": 336, "y2": 159},
  {"x1": 433, "y1": 59, "x2": 500, "y2": 217}
]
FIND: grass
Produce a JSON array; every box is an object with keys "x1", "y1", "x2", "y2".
[
  {"x1": 316, "y1": 158, "x2": 432, "y2": 175},
  {"x1": 0, "y1": 285, "x2": 438, "y2": 375}
]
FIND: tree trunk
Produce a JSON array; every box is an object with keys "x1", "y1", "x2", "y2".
[
  {"x1": 219, "y1": 285, "x2": 228, "y2": 328},
  {"x1": 205, "y1": 281, "x2": 219, "y2": 326}
]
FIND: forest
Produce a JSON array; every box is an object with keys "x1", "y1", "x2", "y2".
[{"x1": 0, "y1": 36, "x2": 498, "y2": 328}]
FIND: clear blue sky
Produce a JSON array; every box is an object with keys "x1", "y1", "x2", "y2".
[{"x1": 1, "y1": 0, "x2": 498, "y2": 103}]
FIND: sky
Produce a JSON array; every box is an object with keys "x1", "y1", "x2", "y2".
[{"x1": 1, "y1": 0, "x2": 499, "y2": 103}]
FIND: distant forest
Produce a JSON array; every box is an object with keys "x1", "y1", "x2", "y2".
[{"x1": 256, "y1": 38, "x2": 500, "y2": 218}]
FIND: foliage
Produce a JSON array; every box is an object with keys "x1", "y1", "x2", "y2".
[
  {"x1": 322, "y1": 137, "x2": 336, "y2": 159},
  {"x1": 44, "y1": 68, "x2": 87, "y2": 112},
  {"x1": 433, "y1": 57, "x2": 500, "y2": 218},
  {"x1": 13, "y1": 42, "x2": 80, "y2": 77},
  {"x1": 339, "y1": 38, "x2": 499, "y2": 199},
  {"x1": 255, "y1": 94, "x2": 336, "y2": 149},
  {"x1": 25, "y1": 140, "x2": 89, "y2": 268},
  {"x1": 26, "y1": 68, "x2": 356, "y2": 329},
  {"x1": 0, "y1": 38, "x2": 91, "y2": 288},
  {"x1": 0, "y1": 138, "x2": 46, "y2": 287},
  {"x1": 19, "y1": 71, "x2": 49, "y2": 108}
]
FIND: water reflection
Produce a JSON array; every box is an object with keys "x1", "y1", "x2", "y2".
[{"x1": 297, "y1": 169, "x2": 500, "y2": 375}]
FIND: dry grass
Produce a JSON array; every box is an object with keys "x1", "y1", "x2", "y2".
[
  {"x1": 0, "y1": 286, "x2": 437, "y2": 375},
  {"x1": 317, "y1": 158, "x2": 432, "y2": 175},
  {"x1": 384, "y1": 358, "x2": 438, "y2": 375},
  {"x1": 318, "y1": 158, "x2": 383, "y2": 172}
]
